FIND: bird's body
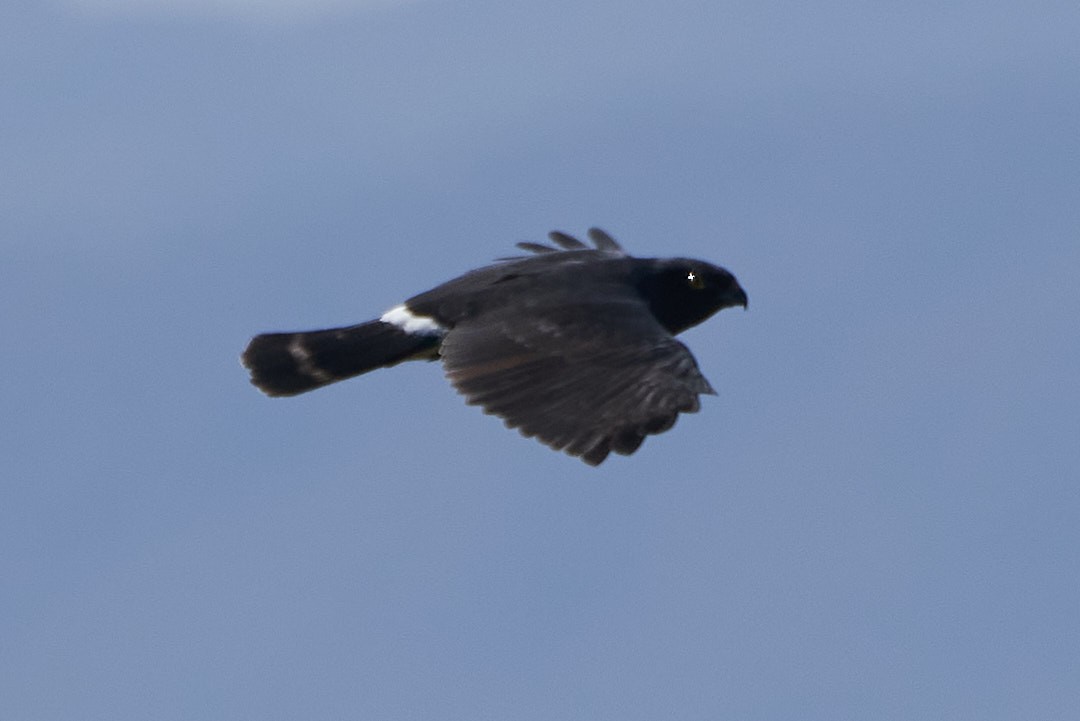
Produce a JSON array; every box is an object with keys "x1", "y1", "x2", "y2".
[{"x1": 242, "y1": 229, "x2": 746, "y2": 465}]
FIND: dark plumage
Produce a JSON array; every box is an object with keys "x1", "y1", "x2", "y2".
[{"x1": 242, "y1": 228, "x2": 747, "y2": 465}]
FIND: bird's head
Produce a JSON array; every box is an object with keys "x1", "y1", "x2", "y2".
[{"x1": 635, "y1": 259, "x2": 747, "y2": 335}]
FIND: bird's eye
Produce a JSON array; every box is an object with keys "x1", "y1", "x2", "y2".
[{"x1": 686, "y1": 270, "x2": 705, "y2": 290}]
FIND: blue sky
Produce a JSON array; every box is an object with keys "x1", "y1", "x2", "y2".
[{"x1": 3, "y1": 1, "x2": 1078, "y2": 719}]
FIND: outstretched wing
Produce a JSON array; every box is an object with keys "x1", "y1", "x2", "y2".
[{"x1": 438, "y1": 299, "x2": 714, "y2": 465}]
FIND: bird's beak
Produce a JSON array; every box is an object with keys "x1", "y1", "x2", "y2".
[{"x1": 731, "y1": 284, "x2": 748, "y2": 310}]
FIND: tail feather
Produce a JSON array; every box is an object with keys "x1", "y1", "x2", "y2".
[{"x1": 241, "y1": 320, "x2": 440, "y2": 397}]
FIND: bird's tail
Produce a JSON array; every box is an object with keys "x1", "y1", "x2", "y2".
[{"x1": 241, "y1": 320, "x2": 441, "y2": 397}]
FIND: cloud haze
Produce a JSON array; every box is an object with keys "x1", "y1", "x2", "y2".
[{"x1": 62, "y1": 0, "x2": 420, "y2": 22}]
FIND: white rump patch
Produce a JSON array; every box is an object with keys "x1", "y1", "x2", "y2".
[{"x1": 380, "y1": 304, "x2": 447, "y2": 336}]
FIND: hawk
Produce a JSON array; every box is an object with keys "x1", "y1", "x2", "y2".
[{"x1": 242, "y1": 228, "x2": 747, "y2": 465}]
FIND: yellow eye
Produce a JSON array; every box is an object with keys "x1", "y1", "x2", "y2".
[{"x1": 686, "y1": 270, "x2": 705, "y2": 289}]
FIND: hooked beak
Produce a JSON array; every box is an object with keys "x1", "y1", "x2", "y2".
[{"x1": 730, "y1": 283, "x2": 748, "y2": 310}]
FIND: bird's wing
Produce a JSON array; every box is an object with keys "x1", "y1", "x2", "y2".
[
  {"x1": 438, "y1": 300, "x2": 715, "y2": 465},
  {"x1": 513, "y1": 228, "x2": 626, "y2": 257}
]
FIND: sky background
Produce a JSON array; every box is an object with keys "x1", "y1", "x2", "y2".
[{"x1": 3, "y1": 1, "x2": 1079, "y2": 719}]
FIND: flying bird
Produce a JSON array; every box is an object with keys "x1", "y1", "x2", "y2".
[{"x1": 241, "y1": 228, "x2": 747, "y2": 465}]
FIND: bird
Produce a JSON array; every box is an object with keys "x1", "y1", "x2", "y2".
[{"x1": 241, "y1": 228, "x2": 747, "y2": 465}]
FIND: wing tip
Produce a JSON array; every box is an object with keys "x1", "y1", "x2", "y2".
[{"x1": 510, "y1": 228, "x2": 626, "y2": 257}]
